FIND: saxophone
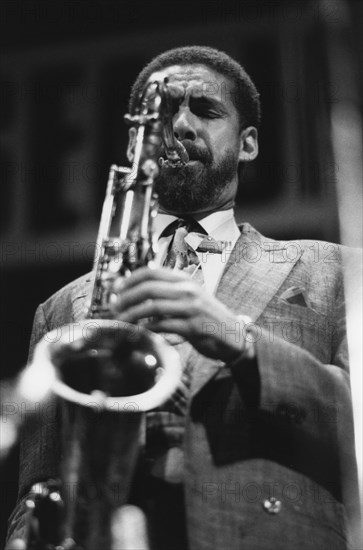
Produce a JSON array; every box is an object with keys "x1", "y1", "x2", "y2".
[{"x1": 22, "y1": 79, "x2": 188, "y2": 550}]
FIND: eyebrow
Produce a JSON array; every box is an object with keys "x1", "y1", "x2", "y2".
[
  {"x1": 189, "y1": 95, "x2": 228, "y2": 114},
  {"x1": 172, "y1": 93, "x2": 226, "y2": 110}
]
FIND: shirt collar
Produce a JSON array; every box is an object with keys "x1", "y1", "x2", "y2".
[{"x1": 154, "y1": 209, "x2": 239, "y2": 241}]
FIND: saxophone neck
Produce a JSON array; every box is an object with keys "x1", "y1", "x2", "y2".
[{"x1": 159, "y1": 78, "x2": 189, "y2": 168}]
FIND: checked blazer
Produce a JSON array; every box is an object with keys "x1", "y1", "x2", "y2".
[{"x1": 7, "y1": 224, "x2": 360, "y2": 550}]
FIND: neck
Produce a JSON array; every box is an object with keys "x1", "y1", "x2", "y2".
[{"x1": 159, "y1": 198, "x2": 235, "y2": 220}]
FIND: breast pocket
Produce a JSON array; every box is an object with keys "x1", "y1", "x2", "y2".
[{"x1": 259, "y1": 301, "x2": 333, "y2": 363}]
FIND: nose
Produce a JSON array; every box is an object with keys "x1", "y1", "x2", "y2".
[{"x1": 173, "y1": 108, "x2": 197, "y2": 141}]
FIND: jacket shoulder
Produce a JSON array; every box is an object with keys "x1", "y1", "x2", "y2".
[
  {"x1": 40, "y1": 272, "x2": 93, "y2": 324},
  {"x1": 239, "y1": 222, "x2": 359, "y2": 271}
]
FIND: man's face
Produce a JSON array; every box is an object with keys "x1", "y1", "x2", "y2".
[{"x1": 130, "y1": 64, "x2": 256, "y2": 216}]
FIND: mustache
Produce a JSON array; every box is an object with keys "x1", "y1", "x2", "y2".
[{"x1": 182, "y1": 140, "x2": 211, "y2": 163}]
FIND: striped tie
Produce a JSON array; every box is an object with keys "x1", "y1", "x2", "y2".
[{"x1": 163, "y1": 218, "x2": 206, "y2": 283}]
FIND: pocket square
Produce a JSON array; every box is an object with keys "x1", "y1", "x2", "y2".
[{"x1": 279, "y1": 286, "x2": 309, "y2": 307}]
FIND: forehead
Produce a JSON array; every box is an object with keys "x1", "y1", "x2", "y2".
[{"x1": 148, "y1": 64, "x2": 233, "y2": 102}]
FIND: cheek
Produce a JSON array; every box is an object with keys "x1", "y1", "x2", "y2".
[
  {"x1": 210, "y1": 129, "x2": 240, "y2": 159},
  {"x1": 200, "y1": 119, "x2": 240, "y2": 155}
]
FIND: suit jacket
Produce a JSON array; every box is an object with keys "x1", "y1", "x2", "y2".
[{"x1": 7, "y1": 224, "x2": 359, "y2": 549}]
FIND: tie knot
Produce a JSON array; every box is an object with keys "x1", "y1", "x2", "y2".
[{"x1": 160, "y1": 217, "x2": 207, "y2": 238}]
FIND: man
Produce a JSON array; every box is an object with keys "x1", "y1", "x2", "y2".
[{"x1": 7, "y1": 46, "x2": 358, "y2": 550}]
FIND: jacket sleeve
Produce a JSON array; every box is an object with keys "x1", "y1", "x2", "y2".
[
  {"x1": 228, "y1": 256, "x2": 359, "y2": 543},
  {"x1": 6, "y1": 273, "x2": 90, "y2": 547},
  {"x1": 6, "y1": 304, "x2": 61, "y2": 546}
]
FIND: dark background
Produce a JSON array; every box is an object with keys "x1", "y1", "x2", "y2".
[{"x1": 1, "y1": 0, "x2": 362, "y2": 546}]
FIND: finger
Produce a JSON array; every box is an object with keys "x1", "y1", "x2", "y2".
[
  {"x1": 7, "y1": 540, "x2": 26, "y2": 550},
  {"x1": 145, "y1": 318, "x2": 190, "y2": 337},
  {"x1": 117, "y1": 299, "x2": 193, "y2": 323},
  {"x1": 113, "y1": 267, "x2": 188, "y2": 292},
  {"x1": 111, "y1": 280, "x2": 190, "y2": 312}
]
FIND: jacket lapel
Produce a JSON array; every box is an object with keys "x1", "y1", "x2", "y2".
[
  {"x1": 216, "y1": 223, "x2": 302, "y2": 320},
  {"x1": 191, "y1": 224, "x2": 302, "y2": 397}
]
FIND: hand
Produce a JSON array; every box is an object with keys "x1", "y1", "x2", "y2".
[
  {"x1": 6, "y1": 539, "x2": 26, "y2": 550},
  {"x1": 110, "y1": 267, "x2": 250, "y2": 363}
]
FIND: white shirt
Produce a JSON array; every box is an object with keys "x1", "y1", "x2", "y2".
[{"x1": 154, "y1": 209, "x2": 241, "y2": 295}]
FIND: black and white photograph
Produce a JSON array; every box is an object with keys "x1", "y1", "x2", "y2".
[{"x1": 1, "y1": 1, "x2": 362, "y2": 549}]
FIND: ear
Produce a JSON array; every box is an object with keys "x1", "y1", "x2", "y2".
[
  {"x1": 238, "y1": 126, "x2": 258, "y2": 163},
  {"x1": 126, "y1": 127, "x2": 137, "y2": 163}
]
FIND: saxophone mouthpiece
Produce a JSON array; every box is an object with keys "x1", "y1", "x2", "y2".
[{"x1": 160, "y1": 140, "x2": 189, "y2": 169}]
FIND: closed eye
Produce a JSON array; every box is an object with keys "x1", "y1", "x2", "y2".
[
  {"x1": 171, "y1": 97, "x2": 225, "y2": 119},
  {"x1": 192, "y1": 106, "x2": 220, "y2": 118},
  {"x1": 190, "y1": 97, "x2": 225, "y2": 119}
]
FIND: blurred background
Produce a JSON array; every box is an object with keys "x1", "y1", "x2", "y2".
[{"x1": 1, "y1": 0, "x2": 362, "y2": 546}]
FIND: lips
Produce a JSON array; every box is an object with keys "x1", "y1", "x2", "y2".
[{"x1": 186, "y1": 152, "x2": 201, "y2": 161}]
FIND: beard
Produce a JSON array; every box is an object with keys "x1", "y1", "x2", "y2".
[{"x1": 155, "y1": 144, "x2": 239, "y2": 214}]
